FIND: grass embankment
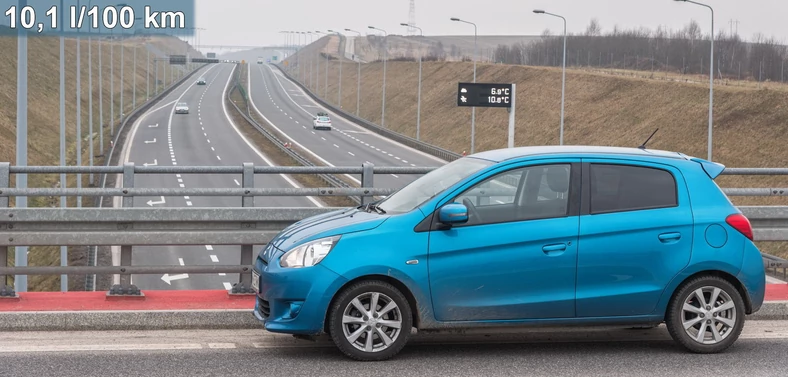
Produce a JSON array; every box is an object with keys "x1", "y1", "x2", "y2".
[
  {"x1": 284, "y1": 37, "x2": 788, "y2": 258},
  {"x1": 1, "y1": 35, "x2": 197, "y2": 291}
]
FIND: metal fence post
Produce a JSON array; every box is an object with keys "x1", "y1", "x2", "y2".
[
  {"x1": 108, "y1": 162, "x2": 141, "y2": 296},
  {"x1": 0, "y1": 162, "x2": 14, "y2": 297},
  {"x1": 232, "y1": 163, "x2": 255, "y2": 294},
  {"x1": 361, "y1": 162, "x2": 374, "y2": 204}
]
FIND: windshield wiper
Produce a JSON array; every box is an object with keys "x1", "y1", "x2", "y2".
[{"x1": 360, "y1": 201, "x2": 386, "y2": 214}]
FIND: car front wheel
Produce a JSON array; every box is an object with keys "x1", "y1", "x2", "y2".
[
  {"x1": 665, "y1": 276, "x2": 745, "y2": 354},
  {"x1": 328, "y1": 280, "x2": 413, "y2": 361}
]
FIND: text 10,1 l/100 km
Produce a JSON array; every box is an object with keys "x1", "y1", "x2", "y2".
[{"x1": 4, "y1": 5, "x2": 186, "y2": 33}]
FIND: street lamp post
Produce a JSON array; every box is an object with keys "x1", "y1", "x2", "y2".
[
  {"x1": 534, "y1": 10, "x2": 567, "y2": 145},
  {"x1": 345, "y1": 29, "x2": 363, "y2": 116},
  {"x1": 401, "y1": 23, "x2": 424, "y2": 141},
  {"x1": 674, "y1": 0, "x2": 715, "y2": 161},
  {"x1": 58, "y1": 0, "x2": 67, "y2": 291},
  {"x1": 451, "y1": 17, "x2": 477, "y2": 153},
  {"x1": 14, "y1": 0, "x2": 29, "y2": 292},
  {"x1": 368, "y1": 26, "x2": 388, "y2": 127},
  {"x1": 329, "y1": 30, "x2": 343, "y2": 107}
]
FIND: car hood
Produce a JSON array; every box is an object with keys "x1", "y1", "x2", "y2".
[{"x1": 261, "y1": 207, "x2": 388, "y2": 263}]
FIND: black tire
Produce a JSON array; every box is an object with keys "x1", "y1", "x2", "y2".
[
  {"x1": 328, "y1": 280, "x2": 413, "y2": 361},
  {"x1": 665, "y1": 275, "x2": 745, "y2": 354}
]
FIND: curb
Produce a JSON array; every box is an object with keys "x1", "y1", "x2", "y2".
[{"x1": 1, "y1": 301, "x2": 786, "y2": 332}]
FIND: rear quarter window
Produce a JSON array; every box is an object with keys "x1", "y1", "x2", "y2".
[{"x1": 590, "y1": 163, "x2": 678, "y2": 214}]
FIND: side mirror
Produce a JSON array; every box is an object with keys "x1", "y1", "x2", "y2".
[{"x1": 438, "y1": 203, "x2": 469, "y2": 225}]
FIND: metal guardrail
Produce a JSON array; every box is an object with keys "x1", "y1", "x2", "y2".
[
  {"x1": 0, "y1": 163, "x2": 429, "y2": 297},
  {"x1": 0, "y1": 205, "x2": 785, "y2": 298}
]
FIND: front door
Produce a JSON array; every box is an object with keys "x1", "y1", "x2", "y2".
[{"x1": 428, "y1": 161, "x2": 581, "y2": 322}]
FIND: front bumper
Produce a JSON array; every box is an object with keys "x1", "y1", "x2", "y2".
[{"x1": 252, "y1": 259, "x2": 347, "y2": 335}]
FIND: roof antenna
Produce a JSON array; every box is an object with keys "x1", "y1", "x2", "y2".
[{"x1": 638, "y1": 128, "x2": 659, "y2": 150}]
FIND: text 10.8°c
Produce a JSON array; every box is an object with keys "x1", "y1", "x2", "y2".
[{"x1": 4, "y1": 5, "x2": 185, "y2": 33}]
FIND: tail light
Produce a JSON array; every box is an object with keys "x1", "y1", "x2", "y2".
[{"x1": 726, "y1": 214, "x2": 753, "y2": 240}]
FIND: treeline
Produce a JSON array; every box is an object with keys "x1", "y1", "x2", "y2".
[{"x1": 494, "y1": 19, "x2": 788, "y2": 82}]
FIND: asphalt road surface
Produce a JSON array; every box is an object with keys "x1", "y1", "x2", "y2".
[
  {"x1": 118, "y1": 63, "x2": 321, "y2": 291},
  {"x1": 247, "y1": 60, "x2": 446, "y2": 189},
  {"x1": 2, "y1": 321, "x2": 788, "y2": 376}
]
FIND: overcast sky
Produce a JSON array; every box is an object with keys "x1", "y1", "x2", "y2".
[{"x1": 193, "y1": 0, "x2": 788, "y2": 48}]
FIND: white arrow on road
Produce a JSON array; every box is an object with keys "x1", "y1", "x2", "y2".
[
  {"x1": 161, "y1": 273, "x2": 189, "y2": 285},
  {"x1": 148, "y1": 123, "x2": 159, "y2": 128},
  {"x1": 146, "y1": 196, "x2": 165, "y2": 206},
  {"x1": 145, "y1": 138, "x2": 157, "y2": 144},
  {"x1": 143, "y1": 159, "x2": 158, "y2": 167}
]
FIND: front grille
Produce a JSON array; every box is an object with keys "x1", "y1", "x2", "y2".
[{"x1": 259, "y1": 298, "x2": 270, "y2": 318}]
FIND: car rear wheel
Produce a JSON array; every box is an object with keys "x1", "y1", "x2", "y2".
[
  {"x1": 328, "y1": 280, "x2": 412, "y2": 361},
  {"x1": 665, "y1": 276, "x2": 745, "y2": 354}
]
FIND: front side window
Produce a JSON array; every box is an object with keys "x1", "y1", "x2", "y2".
[
  {"x1": 589, "y1": 163, "x2": 677, "y2": 214},
  {"x1": 451, "y1": 164, "x2": 572, "y2": 227}
]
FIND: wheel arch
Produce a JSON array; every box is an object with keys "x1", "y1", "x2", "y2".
[
  {"x1": 323, "y1": 274, "x2": 422, "y2": 334},
  {"x1": 664, "y1": 270, "x2": 753, "y2": 320}
]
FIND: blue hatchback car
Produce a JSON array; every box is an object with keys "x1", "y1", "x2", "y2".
[{"x1": 252, "y1": 146, "x2": 765, "y2": 361}]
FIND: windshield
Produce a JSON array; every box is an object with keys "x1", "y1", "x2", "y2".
[
  {"x1": 177, "y1": 103, "x2": 187, "y2": 107},
  {"x1": 318, "y1": 117, "x2": 330, "y2": 122},
  {"x1": 377, "y1": 157, "x2": 493, "y2": 214}
]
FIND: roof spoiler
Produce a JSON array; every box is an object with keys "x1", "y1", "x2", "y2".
[{"x1": 689, "y1": 156, "x2": 726, "y2": 179}]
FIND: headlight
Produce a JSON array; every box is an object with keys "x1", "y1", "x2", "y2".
[{"x1": 280, "y1": 236, "x2": 341, "y2": 268}]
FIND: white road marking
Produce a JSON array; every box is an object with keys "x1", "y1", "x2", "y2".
[
  {"x1": 348, "y1": 152, "x2": 355, "y2": 156},
  {"x1": 321, "y1": 137, "x2": 326, "y2": 141},
  {"x1": 218, "y1": 273, "x2": 226, "y2": 276},
  {"x1": 234, "y1": 179, "x2": 241, "y2": 186},
  {"x1": 176, "y1": 174, "x2": 181, "y2": 178},
  {"x1": 186, "y1": 201, "x2": 192, "y2": 206},
  {"x1": 402, "y1": 160, "x2": 408, "y2": 163},
  {"x1": 184, "y1": 196, "x2": 190, "y2": 200},
  {"x1": 216, "y1": 156, "x2": 221, "y2": 161},
  {"x1": 207, "y1": 139, "x2": 210, "y2": 143},
  {"x1": 223, "y1": 282, "x2": 232, "y2": 290},
  {"x1": 178, "y1": 258, "x2": 185, "y2": 266},
  {"x1": 205, "y1": 245, "x2": 213, "y2": 251},
  {"x1": 391, "y1": 174, "x2": 399, "y2": 178},
  {"x1": 177, "y1": 179, "x2": 183, "y2": 183},
  {"x1": 334, "y1": 144, "x2": 339, "y2": 148},
  {"x1": 208, "y1": 343, "x2": 236, "y2": 349},
  {"x1": 211, "y1": 147, "x2": 215, "y2": 151},
  {"x1": 0, "y1": 344, "x2": 203, "y2": 353},
  {"x1": 179, "y1": 184, "x2": 185, "y2": 188},
  {"x1": 210, "y1": 255, "x2": 219, "y2": 262}
]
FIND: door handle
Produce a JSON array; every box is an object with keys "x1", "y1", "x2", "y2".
[
  {"x1": 658, "y1": 232, "x2": 682, "y2": 242},
  {"x1": 542, "y1": 244, "x2": 567, "y2": 254}
]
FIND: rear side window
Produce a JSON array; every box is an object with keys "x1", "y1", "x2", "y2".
[{"x1": 589, "y1": 164, "x2": 677, "y2": 214}]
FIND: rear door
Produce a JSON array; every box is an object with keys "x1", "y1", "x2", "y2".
[{"x1": 576, "y1": 159, "x2": 693, "y2": 317}]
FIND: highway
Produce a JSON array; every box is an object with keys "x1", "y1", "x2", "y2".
[
  {"x1": 247, "y1": 57, "x2": 446, "y2": 189},
  {"x1": 118, "y1": 63, "x2": 321, "y2": 291},
  {"x1": 2, "y1": 322, "x2": 788, "y2": 376}
]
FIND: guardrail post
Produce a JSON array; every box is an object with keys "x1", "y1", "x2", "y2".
[
  {"x1": 108, "y1": 163, "x2": 141, "y2": 297},
  {"x1": 232, "y1": 163, "x2": 255, "y2": 295},
  {"x1": 0, "y1": 162, "x2": 15, "y2": 298},
  {"x1": 361, "y1": 162, "x2": 374, "y2": 204}
]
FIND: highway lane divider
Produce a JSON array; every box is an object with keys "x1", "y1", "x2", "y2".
[
  {"x1": 87, "y1": 62, "x2": 211, "y2": 292},
  {"x1": 225, "y1": 63, "x2": 363, "y2": 206},
  {"x1": 272, "y1": 63, "x2": 462, "y2": 162}
]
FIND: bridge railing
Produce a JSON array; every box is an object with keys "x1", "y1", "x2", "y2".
[{"x1": 0, "y1": 164, "x2": 787, "y2": 297}]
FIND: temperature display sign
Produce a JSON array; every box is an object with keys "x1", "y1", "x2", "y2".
[{"x1": 457, "y1": 83, "x2": 513, "y2": 108}]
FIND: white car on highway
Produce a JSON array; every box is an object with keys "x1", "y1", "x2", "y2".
[
  {"x1": 175, "y1": 102, "x2": 189, "y2": 114},
  {"x1": 313, "y1": 112, "x2": 332, "y2": 130}
]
